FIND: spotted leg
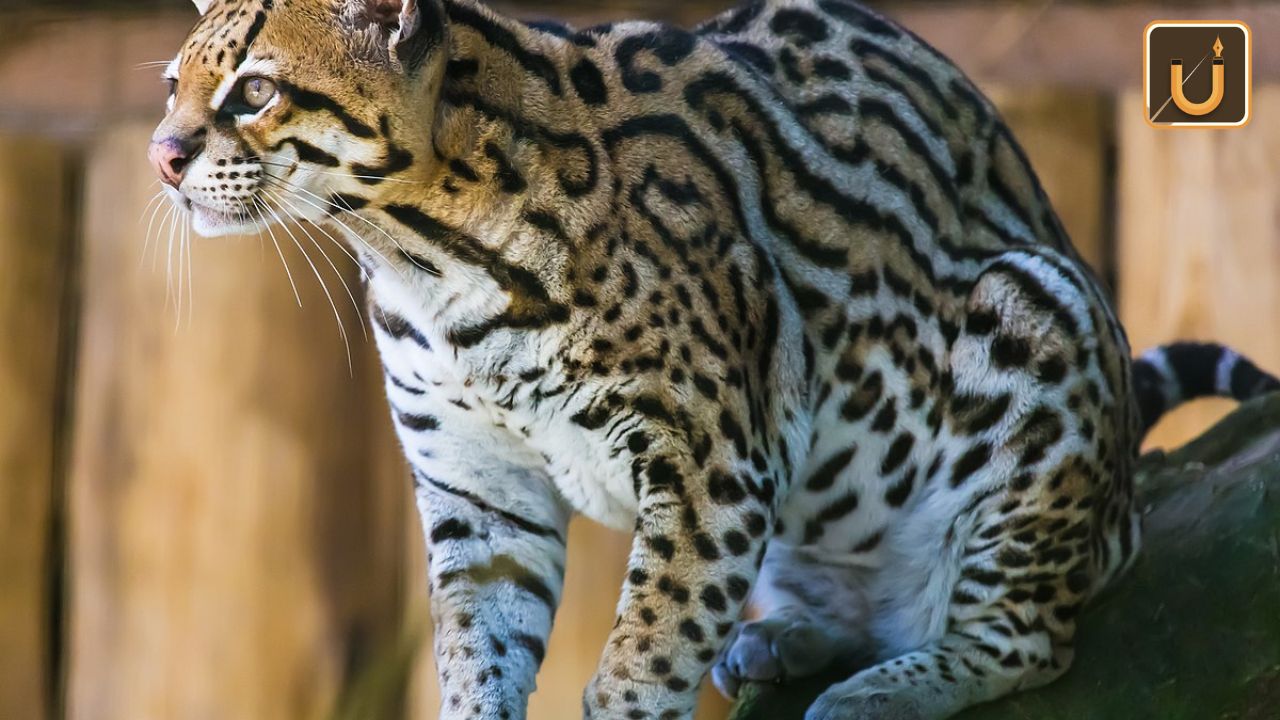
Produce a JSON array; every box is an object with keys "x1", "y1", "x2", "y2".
[
  {"x1": 374, "y1": 296, "x2": 575, "y2": 720},
  {"x1": 415, "y1": 466, "x2": 569, "y2": 720},
  {"x1": 584, "y1": 446, "x2": 777, "y2": 720},
  {"x1": 394, "y1": 396, "x2": 570, "y2": 719}
]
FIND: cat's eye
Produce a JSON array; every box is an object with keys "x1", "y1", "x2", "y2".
[
  {"x1": 240, "y1": 76, "x2": 277, "y2": 110},
  {"x1": 165, "y1": 78, "x2": 177, "y2": 97}
]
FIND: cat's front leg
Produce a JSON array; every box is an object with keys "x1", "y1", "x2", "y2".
[
  {"x1": 404, "y1": 414, "x2": 571, "y2": 720},
  {"x1": 416, "y1": 467, "x2": 568, "y2": 720},
  {"x1": 585, "y1": 446, "x2": 776, "y2": 720}
]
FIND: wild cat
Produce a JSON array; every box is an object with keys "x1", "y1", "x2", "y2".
[{"x1": 148, "y1": 0, "x2": 1279, "y2": 717}]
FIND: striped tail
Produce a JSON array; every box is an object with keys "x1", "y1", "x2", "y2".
[{"x1": 1132, "y1": 342, "x2": 1280, "y2": 436}]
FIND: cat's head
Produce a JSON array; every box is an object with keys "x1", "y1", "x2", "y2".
[{"x1": 149, "y1": 0, "x2": 445, "y2": 237}]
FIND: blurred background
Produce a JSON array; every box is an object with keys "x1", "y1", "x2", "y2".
[{"x1": 1, "y1": 1, "x2": 1277, "y2": 719}]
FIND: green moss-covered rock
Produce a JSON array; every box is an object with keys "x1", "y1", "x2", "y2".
[{"x1": 732, "y1": 395, "x2": 1280, "y2": 720}]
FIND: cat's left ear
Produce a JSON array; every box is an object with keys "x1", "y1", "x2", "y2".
[{"x1": 367, "y1": 0, "x2": 444, "y2": 72}]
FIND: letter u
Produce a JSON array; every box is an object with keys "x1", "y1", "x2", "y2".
[{"x1": 1170, "y1": 58, "x2": 1225, "y2": 116}]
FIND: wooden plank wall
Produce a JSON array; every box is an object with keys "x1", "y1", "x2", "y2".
[
  {"x1": 1117, "y1": 87, "x2": 1280, "y2": 450},
  {"x1": 65, "y1": 124, "x2": 412, "y2": 720},
  {"x1": 990, "y1": 89, "x2": 1111, "y2": 275},
  {"x1": 0, "y1": 4, "x2": 1277, "y2": 720},
  {"x1": 0, "y1": 136, "x2": 71, "y2": 720}
]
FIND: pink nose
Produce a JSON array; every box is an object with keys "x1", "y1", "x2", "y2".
[{"x1": 147, "y1": 136, "x2": 202, "y2": 188}]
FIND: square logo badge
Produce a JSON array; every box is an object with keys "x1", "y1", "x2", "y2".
[{"x1": 1144, "y1": 21, "x2": 1251, "y2": 128}]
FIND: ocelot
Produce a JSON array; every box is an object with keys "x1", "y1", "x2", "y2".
[{"x1": 148, "y1": 0, "x2": 1280, "y2": 718}]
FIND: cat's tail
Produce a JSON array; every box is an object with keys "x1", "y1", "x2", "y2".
[{"x1": 1132, "y1": 342, "x2": 1280, "y2": 436}]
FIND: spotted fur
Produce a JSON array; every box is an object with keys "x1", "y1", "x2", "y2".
[{"x1": 152, "y1": 1, "x2": 1279, "y2": 718}]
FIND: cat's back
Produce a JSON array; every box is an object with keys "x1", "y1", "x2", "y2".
[{"x1": 683, "y1": 0, "x2": 1075, "y2": 261}]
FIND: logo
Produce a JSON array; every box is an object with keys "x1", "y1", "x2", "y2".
[{"x1": 1144, "y1": 21, "x2": 1251, "y2": 128}]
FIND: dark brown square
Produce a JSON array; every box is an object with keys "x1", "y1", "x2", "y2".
[{"x1": 1145, "y1": 22, "x2": 1251, "y2": 127}]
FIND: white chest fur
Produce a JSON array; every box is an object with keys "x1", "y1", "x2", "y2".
[{"x1": 366, "y1": 264, "x2": 642, "y2": 531}]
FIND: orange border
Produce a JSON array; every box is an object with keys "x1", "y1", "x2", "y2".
[{"x1": 1143, "y1": 19, "x2": 1252, "y2": 130}]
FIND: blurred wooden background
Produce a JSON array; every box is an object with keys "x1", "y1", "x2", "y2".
[{"x1": 1, "y1": 2, "x2": 1277, "y2": 719}]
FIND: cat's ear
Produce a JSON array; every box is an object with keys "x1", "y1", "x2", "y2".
[
  {"x1": 365, "y1": 0, "x2": 412, "y2": 27},
  {"x1": 192, "y1": 0, "x2": 212, "y2": 14},
  {"x1": 365, "y1": 0, "x2": 445, "y2": 73}
]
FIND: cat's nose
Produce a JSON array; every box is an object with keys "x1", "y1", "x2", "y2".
[{"x1": 148, "y1": 135, "x2": 203, "y2": 188}]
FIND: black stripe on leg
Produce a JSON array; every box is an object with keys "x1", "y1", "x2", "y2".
[
  {"x1": 514, "y1": 572, "x2": 557, "y2": 609},
  {"x1": 512, "y1": 633, "x2": 547, "y2": 663},
  {"x1": 418, "y1": 473, "x2": 564, "y2": 543},
  {"x1": 430, "y1": 518, "x2": 473, "y2": 543},
  {"x1": 437, "y1": 555, "x2": 557, "y2": 611}
]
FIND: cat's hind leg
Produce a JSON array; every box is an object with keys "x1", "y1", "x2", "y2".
[{"x1": 805, "y1": 249, "x2": 1136, "y2": 719}]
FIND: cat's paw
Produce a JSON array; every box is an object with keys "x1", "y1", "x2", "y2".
[{"x1": 711, "y1": 617, "x2": 843, "y2": 698}]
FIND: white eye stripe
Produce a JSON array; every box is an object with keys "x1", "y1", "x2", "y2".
[
  {"x1": 235, "y1": 93, "x2": 281, "y2": 126},
  {"x1": 209, "y1": 73, "x2": 239, "y2": 110},
  {"x1": 163, "y1": 55, "x2": 180, "y2": 112}
]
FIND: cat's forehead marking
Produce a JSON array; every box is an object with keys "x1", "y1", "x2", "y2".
[{"x1": 183, "y1": 0, "x2": 277, "y2": 73}]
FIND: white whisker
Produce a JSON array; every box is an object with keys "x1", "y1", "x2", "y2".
[
  {"x1": 239, "y1": 198, "x2": 269, "y2": 263},
  {"x1": 184, "y1": 214, "x2": 195, "y2": 328},
  {"x1": 174, "y1": 209, "x2": 191, "y2": 332},
  {"x1": 174, "y1": 216, "x2": 185, "y2": 332},
  {"x1": 141, "y1": 192, "x2": 169, "y2": 268},
  {"x1": 258, "y1": 175, "x2": 412, "y2": 282},
  {"x1": 258, "y1": 193, "x2": 354, "y2": 371},
  {"x1": 262, "y1": 173, "x2": 437, "y2": 278},
  {"x1": 252, "y1": 196, "x2": 303, "y2": 308},
  {"x1": 137, "y1": 182, "x2": 165, "y2": 223},
  {"x1": 163, "y1": 201, "x2": 180, "y2": 311},
  {"x1": 152, "y1": 203, "x2": 176, "y2": 273},
  {"x1": 261, "y1": 186, "x2": 368, "y2": 343},
  {"x1": 262, "y1": 186, "x2": 365, "y2": 270}
]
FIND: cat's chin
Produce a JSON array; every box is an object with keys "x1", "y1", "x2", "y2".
[{"x1": 189, "y1": 202, "x2": 261, "y2": 238}]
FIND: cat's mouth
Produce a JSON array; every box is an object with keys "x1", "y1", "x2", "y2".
[{"x1": 184, "y1": 195, "x2": 263, "y2": 237}]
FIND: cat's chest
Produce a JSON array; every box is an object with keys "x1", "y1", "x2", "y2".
[{"x1": 367, "y1": 271, "x2": 642, "y2": 530}]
